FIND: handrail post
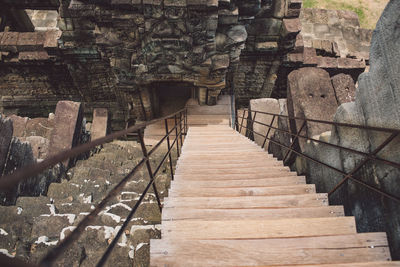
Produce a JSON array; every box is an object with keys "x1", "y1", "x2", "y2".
[
  {"x1": 247, "y1": 110, "x2": 257, "y2": 139},
  {"x1": 239, "y1": 109, "x2": 246, "y2": 134},
  {"x1": 164, "y1": 119, "x2": 174, "y2": 181},
  {"x1": 137, "y1": 130, "x2": 162, "y2": 211},
  {"x1": 261, "y1": 114, "x2": 276, "y2": 149},
  {"x1": 185, "y1": 108, "x2": 188, "y2": 136},
  {"x1": 283, "y1": 120, "x2": 306, "y2": 164},
  {"x1": 179, "y1": 111, "x2": 183, "y2": 150},
  {"x1": 174, "y1": 114, "x2": 180, "y2": 157}
]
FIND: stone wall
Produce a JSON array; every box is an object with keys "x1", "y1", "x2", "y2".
[
  {"x1": 234, "y1": 0, "x2": 302, "y2": 106},
  {"x1": 0, "y1": 0, "x2": 303, "y2": 123},
  {"x1": 266, "y1": 0, "x2": 400, "y2": 259},
  {"x1": 276, "y1": 8, "x2": 372, "y2": 97}
]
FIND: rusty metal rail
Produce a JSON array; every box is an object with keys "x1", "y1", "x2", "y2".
[
  {"x1": 0, "y1": 108, "x2": 187, "y2": 267},
  {"x1": 236, "y1": 109, "x2": 400, "y2": 204}
]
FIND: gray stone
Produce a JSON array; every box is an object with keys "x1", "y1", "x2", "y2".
[
  {"x1": 48, "y1": 101, "x2": 83, "y2": 168},
  {"x1": 91, "y1": 108, "x2": 108, "y2": 141},
  {"x1": 22, "y1": 136, "x2": 49, "y2": 160},
  {"x1": 249, "y1": 98, "x2": 280, "y2": 150},
  {"x1": 287, "y1": 67, "x2": 338, "y2": 150},
  {"x1": 0, "y1": 116, "x2": 12, "y2": 176},
  {"x1": 331, "y1": 73, "x2": 356, "y2": 105},
  {"x1": 226, "y1": 25, "x2": 248, "y2": 44}
]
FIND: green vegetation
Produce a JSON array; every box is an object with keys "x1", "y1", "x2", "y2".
[{"x1": 302, "y1": 0, "x2": 388, "y2": 29}]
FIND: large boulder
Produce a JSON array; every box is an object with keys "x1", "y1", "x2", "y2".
[
  {"x1": 305, "y1": 1, "x2": 400, "y2": 259},
  {"x1": 48, "y1": 101, "x2": 83, "y2": 168},
  {"x1": 268, "y1": 99, "x2": 291, "y2": 160},
  {"x1": 287, "y1": 67, "x2": 339, "y2": 150},
  {"x1": 249, "y1": 98, "x2": 280, "y2": 150}
]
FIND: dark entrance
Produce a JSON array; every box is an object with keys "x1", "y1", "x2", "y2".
[{"x1": 151, "y1": 82, "x2": 193, "y2": 118}]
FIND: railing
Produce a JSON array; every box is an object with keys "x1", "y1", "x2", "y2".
[
  {"x1": 0, "y1": 108, "x2": 188, "y2": 267},
  {"x1": 236, "y1": 108, "x2": 400, "y2": 204}
]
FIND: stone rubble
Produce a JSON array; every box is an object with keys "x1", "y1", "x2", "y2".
[{"x1": 0, "y1": 140, "x2": 175, "y2": 266}]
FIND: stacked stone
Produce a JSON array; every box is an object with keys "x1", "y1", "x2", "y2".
[
  {"x1": 0, "y1": 140, "x2": 174, "y2": 266},
  {"x1": 58, "y1": 0, "x2": 249, "y2": 117},
  {"x1": 283, "y1": 8, "x2": 372, "y2": 87},
  {"x1": 233, "y1": 0, "x2": 302, "y2": 106}
]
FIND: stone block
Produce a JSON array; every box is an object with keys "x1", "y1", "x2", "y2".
[
  {"x1": 255, "y1": 42, "x2": 278, "y2": 51},
  {"x1": 18, "y1": 51, "x2": 50, "y2": 61},
  {"x1": 23, "y1": 136, "x2": 50, "y2": 160},
  {"x1": 287, "y1": 67, "x2": 338, "y2": 150},
  {"x1": 281, "y1": 18, "x2": 301, "y2": 37},
  {"x1": 337, "y1": 58, "x2": 366, "y2": 69},
  {"x1": 331, "y1": 73, "x2": 356, "y2": 105},
  {"x1": 211, "y1": 54, "x2": 229, "y2": 70},
  {"x1": 0, "y1": 116, "x2": 13, "y2": 176},
  {"x1": 164, "y1": 0, "x2": 186, "y2": 6},
  {"x1": 17, "y1": 32, "x2": 40, "y2": 51},
  {"x1": 91, "y1": 108, "x2": 108, "y2": 141},
  {"x1": 44, "y1": 30, "x2": 61, "y2": 49},
  {"x1": 302, "y1": 47, "x2": 317, "y2": 65},
  {"x1": 249, "y1": 98, "x2": 280, "y2": 150},
  {"x1": 0, "y1": 32, "x2": 19, "y2": 52},
  {"x1": 316, "y1": 56, "x2": 338, "y2": 69},
  {"x1": 8, "y1": 115, "x2": 28, "y2": 137},
  {"x1": 48, "y1": 101, "x2": 83, "y2": 168}
]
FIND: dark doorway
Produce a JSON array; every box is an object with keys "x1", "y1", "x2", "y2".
[{"x1": 151, "y1": 82, "x2": 193, "y2": 118}]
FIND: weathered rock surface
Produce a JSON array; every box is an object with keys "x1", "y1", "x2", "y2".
[
  {"x1": 287, "y1": 67, "x2": 339, "y2": 149},
  {"x1": 0, "y1": 140, "x2": 175, "y2": 265},
  {"x1": 302, "y1": 1, "x2": 400, "y2": 259},
  {"x1": 331, "y1": 73, "x2": 356, "y2": 105},
  {"x1": 91, "y1": 108, "x2": 108, "y2": 141},
  {"x1": 49, "y1": 101, "x2": 83, "y2": 168},
  {"x1": 249, "y1": 98, "x2": 280, "y2": 150},
  {"x1": 268, "y1": 99, "x2": 291, "y2": 161},
  {"x1": 0, "y1": 116, "x2": 12, "y2": 176}
]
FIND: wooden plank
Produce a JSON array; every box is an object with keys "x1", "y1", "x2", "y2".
[
  {"x1": 163, "y1": 194, "x2": 329, "y2": 209},
  {"x1": 168, "y1": 184, "x2": 316, "y2": 197},
  {"x1": 171, "y1": 176, "x2": 306, "y2": 188},
  {"x1": 173, "y1": 172, "x2": 298, "y2": 181},
  {"x1": 175, "y1": 167, "x2": 290, "y2": 174},
  {"x1": 292, "y1": 263, "x2": 400, "y2": 267},
  {"x1": 150, "y1": 233, "x2": 390, "y2": 266},
  {"x1": 176, "y1": 162, "x2": 282, "y2": 168},
  {"x1": 160, "y1": 217, "x2": 357, "y2": 239},
  {"x1": 162, "y1": 206, "x2": 345, "y2": 221}
]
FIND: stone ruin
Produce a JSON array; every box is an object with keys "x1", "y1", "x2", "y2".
[
  {"x1": 244, "y1": 0, "x2": 400, "y2": 259},
  {"x1": 0, "y1": 0, "x2": 398, "y2": 264}
]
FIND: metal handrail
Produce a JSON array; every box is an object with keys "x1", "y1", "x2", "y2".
[
  {"x1": 0, "y1": 108, "x2": 187, "y2": 267},
  {"x1": 236, "y1": 108, "x2": 400, "y2": 204}
]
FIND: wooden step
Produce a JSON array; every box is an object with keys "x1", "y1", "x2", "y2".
[
  {"x1": 170, "y1": 176, "x2": 306, "y2": 187},
  {"x1": 173, "y1": 173, "x2": 298, "y2": 181},
  {"x1": 160, "y1": 217, "x2": 357, "y2": 239},
  {"x1": 168, "y1": 184, "x2": 316, "y2": 197},
  {"x1": 163, "y1": 194, "x2": 329, "y2": 209},
  {"x1": 294, "y1": 263, "x2": 400, "y2": 267},
  {"x1": 162, "y1": 206, "x2": 345, "y2": 221},
  {"x1": 175, "y1": 166, "x2": 290, "y2": 174},
  {"x1": 151, "y1": 124, "x2": 398, "y2": 266},
  {"x1": 176, "y1": 161, "x2": 283, "y2": 168},
  {"x1": 150, "y1": 233, "x2": 390, "y2": 266}
]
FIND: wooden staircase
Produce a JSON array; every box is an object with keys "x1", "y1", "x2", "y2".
[{"x1": 150, "y1": 125, "x2": 400, "y2": 266}]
